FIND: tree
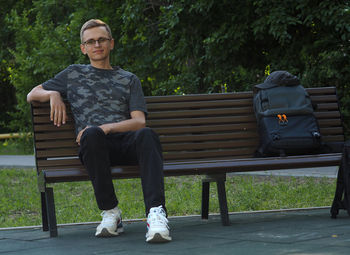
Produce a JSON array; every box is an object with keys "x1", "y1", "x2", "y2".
[
  {"x1": 0, "y1": 0, "x2": 32, "y2": 132},
  {"x1": 4, "y1": 0, "x2": 350, "y2": 134}
]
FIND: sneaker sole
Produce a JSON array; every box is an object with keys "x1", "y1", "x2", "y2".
[
  {"x1": 146, "y1": 233, "x2": 172, "y2": 243},
  {"x1": 95, "y1": 225, "x2": 124, "y2": 238},
  {"x1": 96, "y1": 228, "x2": 119, "y2": 237}
]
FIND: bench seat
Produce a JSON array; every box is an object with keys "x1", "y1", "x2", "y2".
[{"x1": 39, "y1": 153, "x2": 342, "y2": 184}]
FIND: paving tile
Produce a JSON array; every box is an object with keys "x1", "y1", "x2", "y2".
[{"x1": 1, "y1": 208, "x2": 349, "y2": 255}]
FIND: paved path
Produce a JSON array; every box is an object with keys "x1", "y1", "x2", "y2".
[
  {"x1": 0, "y1": 155, "x2": 339, "y2": 178},
  {"x1": 229, "y1": 166, "x2": 339, "y2": 178},
  {"x1": 0, "y1": 155, "x2": 35, "y2": 169},
  {"x1": 1, "y1": 208, "x2": 350, "y2": 255}
]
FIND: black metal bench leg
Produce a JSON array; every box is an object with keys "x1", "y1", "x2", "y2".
[
  {"x1": 216, "y1": 180, "x2": 230, "y2": 226},
  {"x1": 45, "y1": 187, "x2": 58, "y2": 237},
  {"x1": 40, "y1": 192, "x2": 49, "y2": 231},
  {"x1": 201, "y1": 181, "x2": 210, "y2": 219},
  {"x1": 202, "y1": 174, "x2": 229, "y2": 225}
]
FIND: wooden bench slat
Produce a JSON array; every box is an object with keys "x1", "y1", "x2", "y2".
[
  {"x1": 309, "y1": 95, "x2": 338, "y2": 103},
  {"x1": 32, "y1": 108, "x2": 50, "y2": 115},
  {"x1": 322, "y1": 135, "x2": 345, "y2": 142},
  {"x1": 33, "y1": 116, "x2": 74, "y2": 124},
  {"x1": 35, "y1": 132, "x2": 76, "y2": 140},
  {"x1": 314, "y1": 111, "x2": 341, "y2": 119},
  {"x1": 33, "y1": 108, "x2": 72, "y2": 116},
  {"x1": 36, "y1": 148, "x2": 79, "y2": 158},
  {"x1": 153, "y1": 123, "x2": 257, "y2": 135},
  {"x1": 162, "y1": 139, "x2": 258, "y2": 151},
  {"x1": 306, "y1": 87, "x2": 336, "y2": 94},
  {"x1": 315, "y1": 103, "x2": 340, "y2": 111},
  {"x1": 159, "y1": 132, "x2": 258, "y2": 143},
  {"x1": 34, "y1": 124, "x2": 76, "y2": 132},
  {"x1": 36, "y1": 158, "x2": 81, "y2": 168},
  {"x1": 163, "y1": 148, "x2": 255, "y2": 161},
  {"x1": 318, "y1": 119, "x2": 342, "y2": 127},
  {"x1": 145, "y1": 91, "x2": 253, "y2": 103},
  {"x1": 148, "y1": 108, "x2": 256, "y2": 119},
  {"x1": 147, "y1": 116, "x2": 253, "y2": 127},
  {"x1": 319, "y1": 127, "x2": 344, "y2": 135},
  {"x1": 147, "y1": 98, "x2": 253, "y2": 111},
  {"x1": 35, "y1": 140, "x2": 78, "y2": 149}
]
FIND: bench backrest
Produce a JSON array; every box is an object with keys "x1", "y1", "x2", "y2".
[{"x1": 31, "y1": 87, "x2": 344, "y2": 174}]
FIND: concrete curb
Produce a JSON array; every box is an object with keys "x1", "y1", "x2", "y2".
[{"x1": 0, "y1": 155, "x2": 35, "y2": 169}]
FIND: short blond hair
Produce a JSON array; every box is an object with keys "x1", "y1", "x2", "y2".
[{"x1": 80, "y1": 19, "x2": 112, "y2": 43}]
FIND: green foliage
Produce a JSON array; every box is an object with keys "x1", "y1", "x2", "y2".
[
  {"x1": 0, "y1": 136, "x2": 33, "y2": 155},
  {"x1": 0, "y1": 61, "x2": 16, "y2": 133},
  {"x1": 3, "y1": 0, "x2": 350, "y2": 133},
  {"x1": 0, "y1": 1, "x2": 30, "y2": 133}
]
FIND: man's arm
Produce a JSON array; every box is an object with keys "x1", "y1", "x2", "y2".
[
  {"x1": 27, "y1": 84, "x2": 67, "y2": 127},
  {"x1": 76, "y1": 110, "x2": 146, "y2": 145},
  {"x1": 99, "y1": 110, "x2": 146, "y2": 134}
]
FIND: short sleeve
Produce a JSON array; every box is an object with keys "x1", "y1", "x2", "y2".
[
  {"x1": 42, "y1": 66, "x2": 70, "y2": 98},
  {"x1": 129, "y1": 75, "x2": 148, "y2": 117}
]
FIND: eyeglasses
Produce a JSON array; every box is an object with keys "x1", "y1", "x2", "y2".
[{"x1": 83, "y1": 37, "x2": 111, "y2": 46}]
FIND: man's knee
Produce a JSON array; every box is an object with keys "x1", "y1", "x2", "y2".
[
  {"x1": 80, "y1": 126, "x2": 106, "y2": 146},
  {"x1": 135, "y1": 127, "x2": 161, "y2": 147},
  {"x1": 136, "y1": 127, "x2": 158, "y2": 140}
]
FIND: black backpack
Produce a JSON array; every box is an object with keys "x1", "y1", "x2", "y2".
[
  {"x1": 253, "y1": 71, "x2": 322, "y2": 157},
  {"x1": 331, "y1": 140, "x2": 350, "y2": 218}
]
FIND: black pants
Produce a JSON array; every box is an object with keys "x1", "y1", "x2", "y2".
[{"x1": 78, "y1": 126, "x2": 166, "y2": 215}]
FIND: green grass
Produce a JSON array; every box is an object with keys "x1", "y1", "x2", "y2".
[
  {"x1": 0, "y1": 169, "x2": 337, "y2": 228},
  {"x1": 0, "y1": 137, "x2": 34, "y2": 155}
]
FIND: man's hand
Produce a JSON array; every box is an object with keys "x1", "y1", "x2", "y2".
[
  {"x1": 27, "y1": 85, "x2": 67, "y2": 127},
  {"x1": 76, "y1": 111, "x2": 146, "y2": 145},
  {"x1": 49, "y1": 91, "x2": 66, "y2": 127},
  {"x1": 99, "y1": 123, "x2": 113, "y2": 135},
  {"x1": 76, "y1": 126, "x2": 89, "y2": 145},
  {"x1": 97, "y1": 111, "x2": 146, "y2": 135}
]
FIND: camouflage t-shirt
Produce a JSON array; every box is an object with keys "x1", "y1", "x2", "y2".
[{"x1": 42, "y1": 64, "x2": 147, "y2": 134}]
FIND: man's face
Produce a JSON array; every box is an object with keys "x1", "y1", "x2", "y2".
[{"x1": 80, "y1": 26, "x2": 114, "y2": 63}]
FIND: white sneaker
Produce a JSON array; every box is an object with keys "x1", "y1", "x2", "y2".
[
  {"x1": 145, "y1": 205, "x2": 172, "y2": 243},
  {"x1": 95, "y1": 206, "x2": 124, "y2": 237}
]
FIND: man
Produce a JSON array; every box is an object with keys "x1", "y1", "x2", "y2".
[{"x1": 27, "y1": 19, "x2": 171, "y2": 243}]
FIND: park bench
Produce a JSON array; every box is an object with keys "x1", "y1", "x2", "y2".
[{"x1": 31, "y1": 86, "x2": 345, "y2": 237}]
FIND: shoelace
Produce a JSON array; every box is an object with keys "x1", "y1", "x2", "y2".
[
  {"x1": 148, "y1": 206, "x2": 169, "y2": 228},
  {"x1": 101, "y1": 210, "x2": 119, "y2": 224}
]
